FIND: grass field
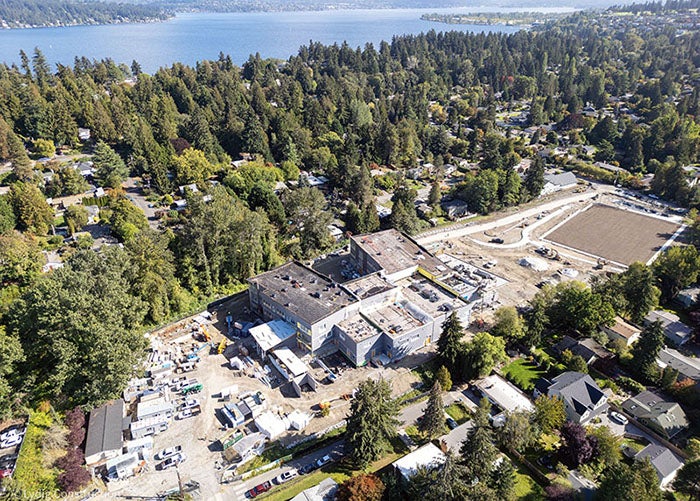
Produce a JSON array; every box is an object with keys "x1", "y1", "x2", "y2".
[
  {"x1": 544, "y1": 203, "x2": 681, "y2": 265},
  {"x1": 444, "y1": 403, "x2": 471, "y2": 424},
  {"x1": 502, "y1": 359, "x2": 546, "y2": 392}
]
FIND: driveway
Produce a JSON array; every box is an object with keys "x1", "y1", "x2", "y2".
[{"x1": 124, "y1": 177, "x2": 159, "y2": 228}]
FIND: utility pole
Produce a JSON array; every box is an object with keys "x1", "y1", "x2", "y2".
[{"x1": 175, "y1": 464, "x2": 185, "y2": 501}]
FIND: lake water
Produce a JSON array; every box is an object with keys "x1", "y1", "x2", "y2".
[{"x1": 0, "y1": 8, "x2": 572, "y2": 73}]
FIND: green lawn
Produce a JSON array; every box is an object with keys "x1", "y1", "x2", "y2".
[
  {"x1": 502, "y1": 359, "x2": 546, "y2": 391},
  {"x1": 444, "y1": 403, "x2": 471, "y2": 424},
  {"x1": 514, "y1": 469, "x2": 545, "y2": 500}
]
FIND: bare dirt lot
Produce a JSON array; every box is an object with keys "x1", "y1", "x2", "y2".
[{"x1": 544, "y1": 204, "x2": 681, "y2": 266}]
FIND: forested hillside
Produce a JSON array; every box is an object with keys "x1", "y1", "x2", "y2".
[{"x1": 0, "y1": 0, "x2": 171, "y2": 28}]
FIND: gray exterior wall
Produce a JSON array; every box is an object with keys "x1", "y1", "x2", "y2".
[
  {"x1": 334, "y1": 325, "x2": 384, "y2": 366},
  {"x1": 350, "y1": 239, "x2": 382, "y2": 275}
]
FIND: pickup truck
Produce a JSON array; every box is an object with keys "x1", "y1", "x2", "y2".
[{"x1": 155, "y1": 445, "x2": 182, "y2": 461}]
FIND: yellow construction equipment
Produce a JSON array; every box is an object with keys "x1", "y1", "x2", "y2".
[
  {"x1": 217, "y1": 338, "x2": 227, "y2": 354},
  {"x1": 201, "y1": 326, "x2": 212, "y2": 342}
]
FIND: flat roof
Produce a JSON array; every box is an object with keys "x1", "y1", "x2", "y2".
[
  {"x1": 393, "y1": 443, "x2": 446, "y2": 479},
  {"x1": 85, "y1": 400, "x2": 124, "y2": 458},
  {"x1": 271, "y1": 347, "x2": 308, "y2": 378},
  {"x1": 363, "y1": 302, "x2": 423, "y2": 339},
  {"x1": 338, "y1": 314, "x2": 383, "y2": 343},
  {"x1": 345, "y1": 273, "x2": 396, "y2": 299},
  {"x1": 136, "y1": 400, "x2": 173, "y2": 420},
  {"x1": 249, "y1": 261, "x2": 358, "y2": 325},
  {"x1": 250, "y1": 320, "x2": 297, "y2": 353},
  {"x1": 476, "y1": 374, "x2": 534, "y2": 413},
  {"x1": 397, "y1": 276, "x2": 465, "y2": 318},
  {"x1": 351, "y1": 229, "x2": 446, "y2": 277}
]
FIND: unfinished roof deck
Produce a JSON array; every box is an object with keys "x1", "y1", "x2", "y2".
[
  {"x1": 352, "y1": 229, "x2": 446, "y2": 277},
  {"x1": 344, "y1": 273, "x2": 396, "y2": 299},
  {"x1": 363, "y1": 302, "x2": 423, "y2": 338},
  {"x1": 249, "y1": 261, "x2": 358, "y2": 325},
  {"x1": 338, "y1": 314, "x2": 382, "y2": 343},
  {"x1": 397, "y1": 276, "x2": 465, "y2": 318}
]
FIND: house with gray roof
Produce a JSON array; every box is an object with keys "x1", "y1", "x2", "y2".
[
  {"x1": 85, "y1": 400, "x2": 125, "y2": 467},
  {"x1": 644, "y1": 310, "x2": 693, "y2": 346},
  {"x1": 622, "y1": 391, "x2": 689, "y2": 439},
  {"x1": 552, "y1": 336, "x2": 613, "y2": 365},
  {"x1": 634, "y1": 444, "x2": 684, "y2": 488},
  {"x1": 657, "y1": 348, "x2": 700, "y2": 383},
  {"x1": 548, "y1": 372, "x2": 608, "y2": 424}
]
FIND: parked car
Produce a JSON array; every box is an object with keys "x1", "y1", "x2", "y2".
[
  {"x1": 0, "y1": 468, "x2": 13, "y2": 479},
  {"x1": 158, "y1": 453, "x2": 186, "y2": 470},
  {"x1": 537, "y1": 454, "x2": 555, "y2": 471},
  {"x1": 155, "y1": 445, "x2": 183, "y2": 461},
  {"x1": 299, "y1": 462, "x2": 316, "y2": 475},
  {"x1": 0, "y1": 435, "x2": 23, "y2": 449},
  {"x1": 176, "y1": 408, "x2": 199, "y2": 420},
  {"x1": 446, "y1": 417, "x2": 458, "y2": 430},
  {"x1": 609, "y1": 411, "x2": 629, "y2": 425},
  {"x1": 490, "y1": 237, "x2": 504, "y2": 244},
  {"x1": 274, "y1": 469, "x2": 298, "y2": 484},
  {"x1": 315, "y1": 455, "x2": 332, "y2": 468},
  {"x1": 0, "y1": 454, "x2": 18, "y2": 469},
  {"x1": 181, "y1": 398, "x2": 200, "y2": 410},
  {"x1": 246, "y1": 481, "x2": 271, "y2": 498},
  {"x1": 0, "y1": 429, "x2": 24, "y2": 442}
]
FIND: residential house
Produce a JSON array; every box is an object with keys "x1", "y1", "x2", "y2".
[
  {"x1": 676, "y1": 286, "x2": 700, "y2": 309},
  {"x1": 392, "y1": 443, "x2": 446, "y2": 480},
  {"x1": 541, "y1": 172, "x2": 578, "y2": 196},
  {"x1": 601, "y1": 316, "x2": 640, "y2": 347},
  {"x1": 290, "y1": 478, "x2": 338, "y2": 501},
  {"x1": 547, "y1": 372, "x2": 608, "y2": 424},
  {"x1": 634, "y1": 444, "x2": 684, "y2": 488},
  {"x1": 475, "y1": 374, "x2": 534, "y2": 414},
  {"x1": 622, "y1": 391, "x2": 689, "y2": 439},
  {"x1": 552, "y1": 336, "x2": 613, "y2": 365},
  {"x1": 441, "y1": 199, "x2": 471, "y2": 220},
  {"x1": 644, "y1": 310, "x2": 693, "y2": 346},
  {"x1": 85, "y1": 400, "x2": 125, "y2": 467},
  {"x1": 657, "y1": 348, "x2": 700, "y2": 386}
]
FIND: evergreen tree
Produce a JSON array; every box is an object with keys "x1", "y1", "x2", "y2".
[
  {"x1": 419, "y1": 380, "x2": 446, "y2": 440},
  {"x1": 524, "y1": 156, "x2": 545, "y2": 199},
  {"x1": 93, "y1": 140, "x2": 128, "y2": 188},
  {"x1": 631, "y1": 320, "x2": 665, "y2": 383},
  {"x1": 428, "y1": 180, "x2": 441, "y2": 207},
  {"x1": 346, "y1": 378, "x2": 399, "y2": 468},
  {"x1": 436, "y1": 365, "x2": 452, "y2": 391},
  {"x1": 460, "y1": 398, "x2": 498, "y2": 483},
  {"x1": 438, "y1": 313, "x2": 464, "y2": 374},
  {"x1": 8, "y1": 182, "x2": 54, "y2": 235}
]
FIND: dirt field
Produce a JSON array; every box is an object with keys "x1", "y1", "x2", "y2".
[{"x1": 544, "y1": 204, "x2": 681, "y2": 266}]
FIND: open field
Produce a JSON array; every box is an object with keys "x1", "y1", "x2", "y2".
[{"x1": 544, "y1": 204, "x2": 682, "y2": 266}]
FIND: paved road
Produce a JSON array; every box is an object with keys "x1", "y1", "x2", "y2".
[
  {"x1": 124, "y1": 177, "x2": 159, "y2": 228},
  {"x1": 224, "y1": 395, "x2": 447, "y2": 500},
  {"x1": 227, "y1": 440, "x2": 345, "y2": 500},
  {"x1": 416, "y1": 184, "x2": 614, "y2": 246}
]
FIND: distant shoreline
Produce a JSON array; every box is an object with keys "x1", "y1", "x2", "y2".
[{"x1": 0, "y1": 5, "x2": 579, "y2": 31}]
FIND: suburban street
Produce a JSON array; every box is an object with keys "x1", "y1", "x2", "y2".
[{"x1": 224, "y1": 390, "x2": 474, "y2": 500}]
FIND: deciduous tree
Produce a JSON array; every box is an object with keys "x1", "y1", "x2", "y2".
[{"x1": 534, "y1": 395, "x2": 566, "y2": 434}]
